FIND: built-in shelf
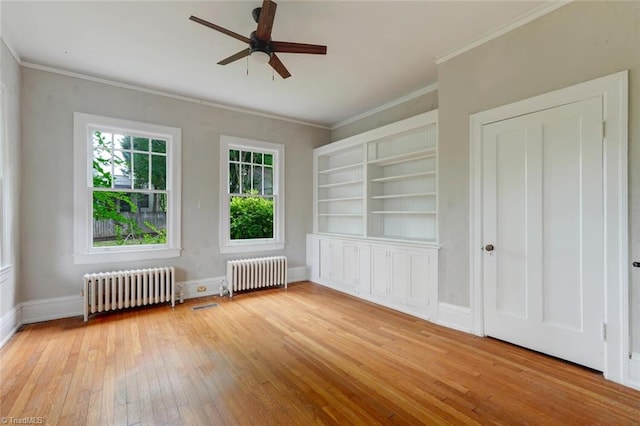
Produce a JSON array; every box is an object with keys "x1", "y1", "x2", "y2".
[
  {"x1": 317, "y1": 180, "x2": 362, "y2": 189},
  {"x1": 367, "y1": 148, "x2": 437, "y2": 166},
  {"x1": 369, "y1": 171, "x2": 436, "y2": 183},
  {"x1": 370, "y1": 211, "x2": 437, "y2": 215},
  {"x1": 370, "y1": 192, "x2": 435, "y2": 200},
  {"x1": 318, "y1": 196, "x2": 364, "y2": 203},
  {"x1": 318, "y1": 163, "x2": 362, "y2": 175},
  {"x1": 314, "y1": 110, "x2": 438, "y2": 243}
]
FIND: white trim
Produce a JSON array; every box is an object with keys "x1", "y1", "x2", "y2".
[
  {"x1": 219, "y1": 135, "x2": 285, "y2": 255},
  {"x1": 21, "y1": 295, "x2": 83, "y2": 324},
  {"x1": 176, "y1": 276, "x2": 225, "y2": 300},
  {"x1": 436, "y1": 1, "x2": 571, "y2": 64},
  {"x1": 287, "y1": 266, "x2": 309, "y2": 283},
  {"x1": 20, "y1": 62, "x2": 330, "y2": 130},
  {"x1": 629, "y1": 353, "x2": 640, "y2": 391},
  {"x1": 432, "y1": 302, "x2": 471, "y2": 333},
  {"x1": 469, "y1": 71, "x2": 629, "y2": 385},
  {"x1": 0, "y1": 264, "x2": 11, "y2": 284},
  {"x1": 73, "y1": 113, "x2": 182, "y2": 264},
  {"x1": 174, "y1": 267, "x2": 309, "y2": 301},
  {"x1": 0, "y1": 305, "x2": 21, "y2": 349},
  {"x1": 0, "y1": 36, "x2": 22, "y2": 65},
  {"x1": 331, "y1": 83, "x2": 439, "y2": 130}
]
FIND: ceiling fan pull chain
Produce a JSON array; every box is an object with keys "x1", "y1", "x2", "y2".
[
  {"x1": 246, "y1": 57, "x2": 249, "y2": 75},
  {"x1": 272, "y1": 68, "x2": 274, "y2": 81}
]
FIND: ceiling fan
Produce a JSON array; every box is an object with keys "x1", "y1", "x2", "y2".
[{"x1": 189, "y1": 0, "x2": 327, "y2": 79}]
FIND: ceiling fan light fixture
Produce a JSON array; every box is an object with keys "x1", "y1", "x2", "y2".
[{"x1": 250, "y1": 49, "x2": 271, "y2": 64}]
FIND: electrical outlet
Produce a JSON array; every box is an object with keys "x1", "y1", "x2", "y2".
[{"x1": 197, "y1": 286, "x2": 207, "y2": 292}]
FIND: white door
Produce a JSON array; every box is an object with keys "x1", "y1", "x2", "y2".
[{"x1": 482, "y1": 96, "x2": 604, "y2": 371}]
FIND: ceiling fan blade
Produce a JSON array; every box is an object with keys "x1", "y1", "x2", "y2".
[
  {"x1": 189, "y1": 15, "x2": 251, "y2": 44},
  {"x1": 269, "y1": 53, "x2": 291, "y2": 79},
  {"x1": 270, "y1": 41, "x2": 327, "y2": 55},
  {"x1": 218, "y1": 48, "x2": 251, "y2": 65},
  {"x1": 256, "y1": 0, "x2": 277, "y2": 41}
]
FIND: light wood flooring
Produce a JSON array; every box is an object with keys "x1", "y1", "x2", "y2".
[{"x1": 1, "y1": 281, "x2": 639, "y2": 425}]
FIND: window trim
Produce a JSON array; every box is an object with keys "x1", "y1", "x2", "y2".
[
  {"x1": 219, "y1": 135, "x2": 285, "y2": 254},
  {"x1": 73, "y1": 113, "x2": 182, "y2": 264}
]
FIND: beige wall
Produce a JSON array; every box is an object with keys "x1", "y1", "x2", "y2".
[
  {"x1": 330, "y1": 90, "x2": 438, "y2": 141},
  {"x1": 19, "y1": 68, "x2": 329, "y2": 301},
  {"x1": 437, "y1": 1, "x2": 640, "y2": 350},
  {"x1": 0, "y1": 40, "x2": 21, "y2": 321}
]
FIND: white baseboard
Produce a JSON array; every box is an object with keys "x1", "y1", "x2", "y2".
[
  {"x1": 629, "y1": 353, "x2": 640, "y2": 390},
  {"x1": 21, "y1": 295, "x2": 84, "y2": 324},
  {"x1": 433, "y1": 302, "x2": 471, "y2": 333},
  {"x1": 176, "y1": 276, "x2": 225, "y2": 301},
  {"x1": 0, "y1": 305, "x2": 22, "y2": 348},
  {"x1": 287, "y1": 266, "x2": 309, "y2": 283}
]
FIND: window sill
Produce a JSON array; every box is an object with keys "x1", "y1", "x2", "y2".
[
  {"x1": 219, "y1": 242, "x2": 285, "y2": 255},
  {"x1": 74, "y1": 248, "x2": 182, "y2": 265}
]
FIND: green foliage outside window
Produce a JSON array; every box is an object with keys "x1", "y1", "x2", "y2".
[{"x1": 230, "y1": 195, "x2": 274, "y2": 240}]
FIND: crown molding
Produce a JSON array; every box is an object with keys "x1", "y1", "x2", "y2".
[
  {"x1": 436, "y1": 0, "x2": 572, "y2": 65},
  {"x1": 19, "y1": 61, "x2": 330, "y2": 130},
  {"x1": 331, "y1": 82, "x2": 438, "y2": 130},
  {"x1": 1, "y1": 36, "x2": 22, "y2": 65}
]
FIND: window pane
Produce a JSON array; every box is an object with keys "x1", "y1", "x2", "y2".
[
  {"x1": 229, "y1": 195, "x2": 274, "y2": 240},
  {"x1": 242, "y1": 151, "x2": 252, "y2": 163},
  {"x1": 229, "y1": 162, "x2": 240, "y2": 194},
  {"x1": 133, "y1": 153, "x2": 149, "y2": 189},
  {"x1": 264, "y1": 166, "x2": 273, "y2": 195},
  {"x1": 93, "y1": 131, "x2": 112, "y2": 150},
  {"x1": 229, "y1": 149, "x2": 239, "y2": 161},
  {"x1": 253, "y1": 152, "x2": 263, "y2": 164},
  {"x1": 92, "y1": 191, "x2": 167, "y2": 247},
  {"x1": 133, "y1": 137, "x2": 149, "y2": 151},
  {"x1": 263, "y1": 153, "x2": 273, "y2": 166},
  {"x1": 114, "y1": 134, "x2": 130, "y2": 150},
  {"x1": 252, "y1": 165, "x2": 263, "y2": 194},
  {"x1": 113, "y1": 150, "x2": 131, "y2": 189},
  {"x1": 151, "y1": 154, "x2": 166, "y2": 190},
  {"x1": 242, "y1": 164, "x2": 251, "y2": 193},
  {"x1": 92, "y1": 148, "x2": 112, "y2": 188},
  {"x1": 151, "y1": 139, "x2": 166, "y2": 153}
]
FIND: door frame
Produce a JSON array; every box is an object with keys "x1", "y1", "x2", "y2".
[{"x1": 469, "y1": 71, "x2": 629, "y2": 385}]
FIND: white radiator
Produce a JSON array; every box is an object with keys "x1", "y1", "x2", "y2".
[
  {"x1": 226, "y1": 256, "x2": 287, "y2": 297},
  {"x1": 83, "y1": 267, "x2": 175, "y2": 321}
]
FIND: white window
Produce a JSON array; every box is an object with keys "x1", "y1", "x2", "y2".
[
  {"x1": 74, "y1": 113, "x2": 181, "y2": 264},
  {"x1": 219, "y1": 135, "x2": 284, "y2": 254}
]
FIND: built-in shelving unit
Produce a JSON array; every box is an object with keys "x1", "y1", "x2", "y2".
[
  {"x1": 314, "y1": 144, "x2": 364, "y2": 237},
  {"x1": 309, "y1": 111, "x2": 440, "y2": 323},
  {"x1": 313, "y1": 110, "x2": 438, "y2": 244}
]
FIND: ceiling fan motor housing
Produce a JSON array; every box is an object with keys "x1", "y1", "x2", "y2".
[
  {"x1": 252, "y1": 7, "x2": 262, "y2": 24},
  {"x1": 250, "y1": 31, "x2": 272, "y2": 57}
]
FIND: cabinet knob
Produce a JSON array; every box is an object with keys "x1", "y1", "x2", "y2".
[{"x1": 484, "y1": 244, "x2": 495, "y2": 252}]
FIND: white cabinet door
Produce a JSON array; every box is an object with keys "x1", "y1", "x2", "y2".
[
  {"x1": 370, "y1": 246, "x2": 389, "y2": 298},
  {"x1": 406, "y1": 251, "x2": 430, "y2": 310},
  {"x1": 389, "y1": 250, "x2": 409, "y2": 305},
  {"x1": 319, "y1": 239, "x2": 333, "y2": 282}
]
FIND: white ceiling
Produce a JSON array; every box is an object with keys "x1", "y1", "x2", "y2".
[{"x1": 2, "y1": 1, "x2": 548, "y2": 127}]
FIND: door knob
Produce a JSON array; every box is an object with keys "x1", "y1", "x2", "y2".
[
  {"x1": 484, "y1": 244, "x2": 495, "y2": 252},
  {"x1": 633, "y1": 262, "x2": 640, "y2": 268}
]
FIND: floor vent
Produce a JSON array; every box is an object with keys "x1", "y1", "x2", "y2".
[{"x1": 192, "y1": 303, "x2": 219, "y2": 311}]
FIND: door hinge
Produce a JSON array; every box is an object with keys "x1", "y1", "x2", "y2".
[
  {"x1": 602, "y1": 322, "x2": 607, "y2": 341},
  {"x1": 602, "y1": 121, "x2": 606, "y2": 139}
]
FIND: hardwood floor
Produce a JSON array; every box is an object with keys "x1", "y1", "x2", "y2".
[{"x1": 1, "y1": 282, "x2": 639, "y2": 425}]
